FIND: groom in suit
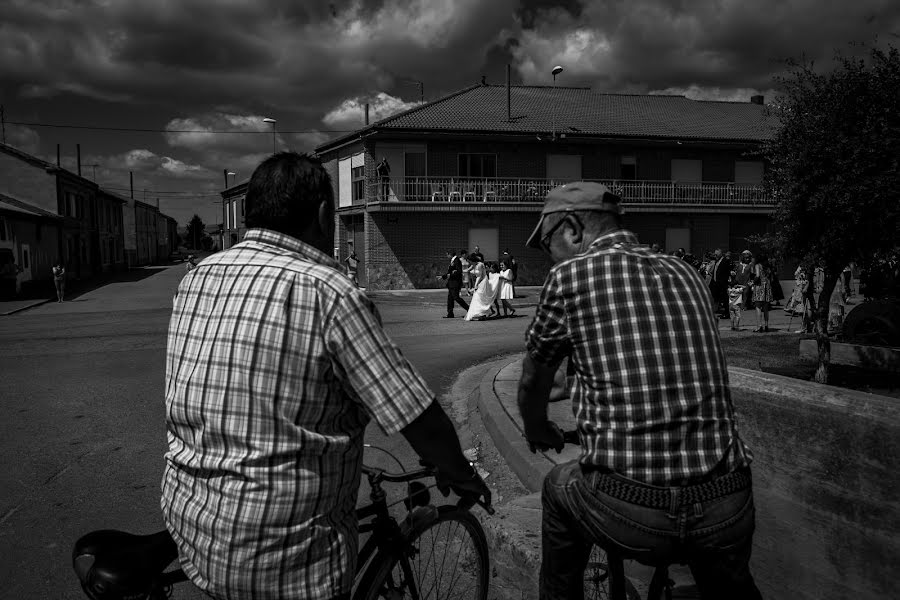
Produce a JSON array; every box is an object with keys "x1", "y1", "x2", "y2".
[{"x1": 439, "y1": 249, "x2": 470, "y2": 318}]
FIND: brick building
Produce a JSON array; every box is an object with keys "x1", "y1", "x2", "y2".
[{"x1": 315, "y1": 84, "x2": 777, "y2": 289}]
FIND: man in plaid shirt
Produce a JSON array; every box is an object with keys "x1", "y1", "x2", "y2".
[
  {"x1": 519, "y1": 182, "x2": 761, "y2": 599},
  {"x1": 161, "y1": 153, "x2": 489, "y2": 600}
]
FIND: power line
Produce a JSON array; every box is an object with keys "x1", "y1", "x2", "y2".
[
  {"x1": 7, "y1": 120, "x2": 358, "y2": 134},
  {"x1": 101, "y1": 186, "x2": 226, "y2": 197}
]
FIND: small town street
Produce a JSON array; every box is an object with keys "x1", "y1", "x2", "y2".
[{"x1": 0, "y1": 263, "x2": 530, "y2": 600}]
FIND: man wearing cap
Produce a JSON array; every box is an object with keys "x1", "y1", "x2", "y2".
[{"x1": 518, "y1": 182, "x2": 761, "y2": 599}]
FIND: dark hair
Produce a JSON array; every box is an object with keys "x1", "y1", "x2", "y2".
[
  {"x1": 244, "y1": 152, "x2": 333, "y2": 237},
  {"x1": 469, "y1": 253, "x2": 480, "y2": 263}
]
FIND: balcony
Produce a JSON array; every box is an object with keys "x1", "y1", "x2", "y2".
[{"x1": 364, "y1": 177, "x2": 771, "y2": 206}]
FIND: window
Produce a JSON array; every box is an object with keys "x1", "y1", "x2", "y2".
[
  {"x1": 0, "y1": 217, "x2": 6, "y2": 241},
  {"x1": 351, "y1": 166, "x2": 365, "y2": 202},
  {"x1": 458, "y1": 154, "x2": 496, "y2": 177},
  {"x1": 620, "y1": 156, "x2": 637, "y2": 180},
  {"x1": 64, "y1": 192, "x2": 76, "y2": 217},
  {"x1": 23, "y1": 248, "x2": 29, "y2": 269}
]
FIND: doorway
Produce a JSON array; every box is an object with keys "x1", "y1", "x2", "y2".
[{"x1": 469, "y1": 228, "x2": 498, "y2": 264}]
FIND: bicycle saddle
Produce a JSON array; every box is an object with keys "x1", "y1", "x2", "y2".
[{"x1": 72, "y1": 529, "x2": 180, "y2": 600}]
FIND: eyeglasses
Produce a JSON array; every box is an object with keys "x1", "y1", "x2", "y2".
[{"x1": 539, "y1": 213, "x2": 583, "y2": 254}]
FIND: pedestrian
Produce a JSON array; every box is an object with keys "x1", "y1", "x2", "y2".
[
  {"x1": 344, "y1": 247, "x2": 360, "y2": 287},
  {"x1": 708, "y1": 248, "x2": 731, "y2": 319},
  {"x1": 517, "y1": 181, "x2": 760, "y2": 600},
  {"x1": 376, "y1": 156, "x2": 391, "y2": 200},
  {"x1": 437, "y1": 249, "x2": 469, "y2": 318},
  {"x1": 459, "y1": 250, "x2": 472, "y2": 296},
  {"x1": 735, "y1": 250, "x2": 755, "y2": 308},
  {"x1": 502, "y1": 250, "x2": 519, "y2": 297},
  {"x1": 728, "y1": 277, "x2": 745, "y2": 331},
  {"x1": 784, "y1": 263, "x2": 806, "y2": 316},
  {"x1": 498, "y1": 261, "x2": 516, "y2": 317},
  {"x1": 52, "y1": 260, "x2": 66, "y2": 302},
  {"x1": 185, "y1": 254, "x2": 198, "y2": 273},
  {"x1": 161, "y1": 152, "x2": 489, "y2": 600},
  {"x1": 752, "y1": 254, "x2": 774, "y2": 332},
  {"x1": 465, "y1": 258, "x2": 501, "y2": 321},
  {"x1": 471, "y1": 244, "x2": 484, "y2": 264}
]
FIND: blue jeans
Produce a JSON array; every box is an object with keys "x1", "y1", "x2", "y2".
[{"x1": 540, "y1": 460, "x2": 762, "y2": 600}]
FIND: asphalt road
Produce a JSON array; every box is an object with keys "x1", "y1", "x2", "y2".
[{"x1": 0, "y1": 263, "x2": 531, "y2": 600}]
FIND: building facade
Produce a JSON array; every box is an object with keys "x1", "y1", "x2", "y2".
[
  {"x1": 0, "y1": 194, "x2": 63, "y2": 297},
  {"x1": 120, "y1": 194, "x2": 161, "y2": 267},
  {"x1": 316, "y1": 85, "x2": 777, "y2": 289},
  {"x1": 221, "y1": 181, "x2": 248, "y2": 249},
  {"x1": 95, "y1": 189, "x2": 127, "y2": 273}
]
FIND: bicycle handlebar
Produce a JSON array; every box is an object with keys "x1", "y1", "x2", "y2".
[{"x1": 362, "y1": 463, "x2": 495, "y2": 515}]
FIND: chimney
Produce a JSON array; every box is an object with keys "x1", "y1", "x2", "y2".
[
  {"x1": 506, "y1": 64, "x2": 511, "y2": 122},
  {"x1": 364, "y1": 103, "x2": 370, "y2": 126},
  {"x1": 76, "y1": 144, "x2": 82, "y2": 176},
  {"x1": 750, "y1": 95, "x2": 764, "y2": 105},
  {"x1": 130, "y1": 171, "x2": 134, "y2": 199},
  {"x1": 56, "y1": 144, "x2": 60, "y2": 166}
]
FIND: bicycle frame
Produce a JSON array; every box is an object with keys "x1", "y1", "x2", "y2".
[{"x1": 354, "y1": 464, "x2": 436, "y2": 578}]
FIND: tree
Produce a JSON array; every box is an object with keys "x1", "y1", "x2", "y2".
[
  {"x1": 761, "y1": 43, "x2": 900, "y2": 383},
  {"x1": 185, "y1": 214, "x2": 206, "y2": 250}
]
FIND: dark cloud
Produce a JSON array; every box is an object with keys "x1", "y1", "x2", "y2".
[{"x1": 2, "y1": 0, "x2": 899, "y2": 223}]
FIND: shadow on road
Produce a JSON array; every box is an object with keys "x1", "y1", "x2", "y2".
[{"x1": 63, "y1": 266, "x2": 175, "y2": 301}]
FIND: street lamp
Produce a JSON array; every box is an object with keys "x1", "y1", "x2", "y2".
[
  {"x1": 551, "y1": 65, "x2": 563, "y2": 141},
  {"x1": 262, "y1": 117, "x2": 277, "y2": 154}
]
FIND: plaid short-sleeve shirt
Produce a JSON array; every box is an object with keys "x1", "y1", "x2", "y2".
[
  {"x1": 161, "y1": 229, "x2": 433, "y2": 600},
  {"x1": 526, "y1": 229, "x2": 752, "y2": 487}
]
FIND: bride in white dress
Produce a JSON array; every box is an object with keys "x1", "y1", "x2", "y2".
[{"x1": 465, "y1": 258, "x2": 501, "y2": 321}]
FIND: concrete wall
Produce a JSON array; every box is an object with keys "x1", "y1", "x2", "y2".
[{"x1": 730, "y1": 368, "x2": 899, "y2": 600}]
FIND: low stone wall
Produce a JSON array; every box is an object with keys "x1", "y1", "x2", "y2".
[{"x1": 730, "y1": 368, "x2": 899, "y2": 600}]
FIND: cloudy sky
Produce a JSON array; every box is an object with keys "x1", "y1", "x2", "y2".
[{"x1": 2, "y1": 0, "x2": 898, "y2": 228}]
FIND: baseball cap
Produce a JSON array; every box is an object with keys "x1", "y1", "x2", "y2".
[{"x1": 525, "y1": 182, "x2": 623, "y2": 249}]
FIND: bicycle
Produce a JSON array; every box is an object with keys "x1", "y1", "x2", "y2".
[
  {"x1": 72, "y1": 446, "x2": 494, "y2": 600},
  {"x1": 558, "y1": 430, "x2": 697, "y2": 600}
]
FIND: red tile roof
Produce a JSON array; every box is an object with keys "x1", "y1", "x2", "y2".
[{"x1": 317, "y1": 84, "x2": 775, "y2": 152}]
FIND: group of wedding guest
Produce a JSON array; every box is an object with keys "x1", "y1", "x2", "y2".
[{"x1": 438, "y1": 246, "x2": 518, "y2": 320}]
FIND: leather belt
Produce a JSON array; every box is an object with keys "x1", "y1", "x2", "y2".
[{"x1": 588, "y1": 468, "x2": 752, "y2": 510}]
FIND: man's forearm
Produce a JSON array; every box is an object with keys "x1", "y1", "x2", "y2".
[
  {"x1": 401, "y1": 401, "x2": 473, "y2": 480},
  {"x1": 517, "y1": 353, "x2": 558, "y2": 437}
]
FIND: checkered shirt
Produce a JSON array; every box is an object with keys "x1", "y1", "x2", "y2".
[
  {"x1": 526, "y1": 229, "x2": 752, "y2": 487},
  {"x1": 161, "y1": 229, "x2": 433, "y2": 600}
]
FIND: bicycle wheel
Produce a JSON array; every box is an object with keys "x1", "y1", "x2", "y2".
[
  {"x1": 354, "y1": 506, "x2": 489, "y2": 600},
  {"x1": 584, "y1": 545, "x2": 640, "y2": 600}
]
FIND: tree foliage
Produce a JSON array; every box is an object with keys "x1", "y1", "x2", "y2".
[
  {"x1": 185, "y1": 214, "x2": 206, "y2": 249},
  {"x1": 761, "y1": 42, "x2": 900, "y2": 381}
]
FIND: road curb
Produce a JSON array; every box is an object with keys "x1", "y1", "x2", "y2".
[
  {"x1": 475, "y1": 353, "x2": 556, "y2": 494},
  {"x1": 0, "y1": 298, "x2": 53, "y2": 316}
]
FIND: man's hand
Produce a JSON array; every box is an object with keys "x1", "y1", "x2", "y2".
[
  {"x1": 435, "y1": 467, "x2": 492, "y2": 508},
  {"x1": 526, "y1": 420, "x2": 565, "y2": 454}
]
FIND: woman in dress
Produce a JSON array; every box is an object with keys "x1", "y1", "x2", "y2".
[
  {"x1": 459, "y1": 251, "x2": 472, "y2": 296},
  {"x1": 465, "y1": 257, "x2": 501, "y2": 321},
  {"x1": 784, "y1": 263, "x2": 806, "y2": 316},
  {"x1": 752, "y1": 254, "x2": 774, "y2": 332},
  {"x1": 498, "y1": 261, "x2": 516, "y2": 317},
  {"x1": 734, "y1": 250, "x2": 755, "y2": 309}
]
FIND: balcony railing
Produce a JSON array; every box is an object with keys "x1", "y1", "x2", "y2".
[{"x1": 365, "y1": 177, "x2": 770, "y2": 205}]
